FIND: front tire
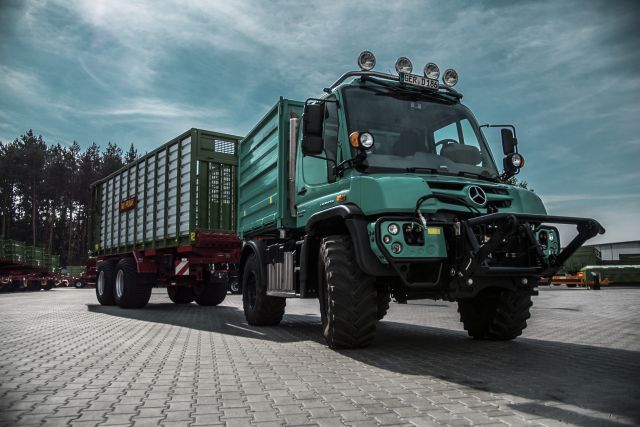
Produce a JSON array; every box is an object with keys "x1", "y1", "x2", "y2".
[
  {"x1": 167, "y1": 286, "x2": 194, "y2": 304},
  {"x1": 457, "y1": 288, "x2": 532, "y2": 340},
  {"x1": 242, "y1": 253, "x2": 285, "y2": 325},
  {"x1": 96, "y1": 260, "x2": 117, "y2": 305},
  {"x1": 114, "y1": 258, "x2": 152, "y2": 308},
  {"x1": 319, "y1": 235, "x2": 378, "y2": 349},
  {"x1": 376, "y1": 291, "x2": 391, "y2": 321},
  {"x1": 74, "y1": 280, "x2": 84, "y2": 289}
]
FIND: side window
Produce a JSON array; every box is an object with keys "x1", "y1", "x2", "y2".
[
  {"x1": 324, "y1": 100, "x2": 339, "y2": 162},
  {"x1": 302, "y1": 99, "x2": 338, "y2": 185},
  {"x1": 460, "y1": 119, "x2": 480, "y2": 150}
]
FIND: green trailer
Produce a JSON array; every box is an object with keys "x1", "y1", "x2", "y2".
[
  {"x1": 234, "y1": 51, "x2": 604, "y2": 349},
  {"x1": 0, "y1": 239, "x2": 26, "y2": 265},
  {"x1": 90, "y1": 128, "x2": 243, "y2": 309}
]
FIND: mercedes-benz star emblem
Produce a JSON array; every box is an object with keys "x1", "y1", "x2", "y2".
[{"x1": 467, "y1": 185, "x2": 487, "y2": 207}]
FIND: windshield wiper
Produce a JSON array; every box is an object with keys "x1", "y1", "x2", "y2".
[{"x1": 405, "y1": 167, "x2": 439, "y2": 174}]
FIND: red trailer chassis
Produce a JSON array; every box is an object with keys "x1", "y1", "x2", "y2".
[{"x1": 95, "y1": 231, "x2": 241, "y2": 308}]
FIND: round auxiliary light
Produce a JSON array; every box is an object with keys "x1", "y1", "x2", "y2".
[
  {"x1": 395, "y1": 56, "x2": 413, "y2": 74},
  {"x1": 424, "y1": 62, "x2": 440, "y2": 80},
  {"x1": 357, "y1": 51, "x2": 376, "y2": 71},
  {"x1": 391, "y1": 242, "x2": 403, "y2": 254},
  {"x1": 510, "y1": 153, "x2": 525, "y2": 168},
  {"x1": 383, "y1": 235, "x2": 392, "y2": 244},
  {"x1": 442, "y1": 68, "x2": 459, "y2": 87},
  {"x1": 359, "y1": 132, "x2": 374, "y2": 149},
  {"x1": 388, "y1": 223, "x2": 399, "y2": 235}
]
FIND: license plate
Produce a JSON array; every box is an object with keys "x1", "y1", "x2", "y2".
[{"x1": 400, "y1": 73, "x2": 439, "y2": 90}]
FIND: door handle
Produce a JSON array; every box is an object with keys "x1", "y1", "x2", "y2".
[{"x1": 297, "y1": 187, "x2": 307, "y2": 195}]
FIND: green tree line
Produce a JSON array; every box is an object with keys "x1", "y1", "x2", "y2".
[{"x1": 0, "y1": 130, "x2": 138, "y2": 266}]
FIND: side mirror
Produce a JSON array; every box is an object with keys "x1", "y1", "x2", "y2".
[
  {"x1": 501, "y1": 128, "x2": 517, "y2": 155},
  {"x1": 301, "y1": 102, "x2": 324, "y2": 156}
]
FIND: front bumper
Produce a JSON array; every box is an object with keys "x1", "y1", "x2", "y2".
[{"x1": 372, "y1": 212, "x2": 604, "y2": 288}]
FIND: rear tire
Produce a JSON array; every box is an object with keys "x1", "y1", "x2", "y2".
[
  {"x1": 457, "y1": 288, "x2": 532, "y2": 340},
  {"x1": 96, "y1": 260, "x2": 117, "y2": 305},
  {"x1": 114, "y1": 258, "x2": 152, "y2": 308},
  {"x1": 193, "y1": 282, "x2": 227, "y2": 306},
  {"x1": 242, "y1": 253, "x2": 285, "y2": 325},
  {"x1": 319, "y1": 235, "x2": 377, "y2": 349},
  {"x1": 74, "y1": 280, "x2": 84, "y2": 289},
  {"x1": 167, "y1": 286, "x2": 194, "y2": 304}
]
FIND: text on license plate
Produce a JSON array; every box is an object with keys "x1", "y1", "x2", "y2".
[{"x1": 400, "y1": 73, "x2": 439, "y2": 90}]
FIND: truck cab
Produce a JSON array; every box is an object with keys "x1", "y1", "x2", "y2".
[{"x1": 237, "y1": 51, "x2": 604, "y2": 349}]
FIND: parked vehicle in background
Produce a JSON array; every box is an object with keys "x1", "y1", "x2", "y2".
[
  {"x1": 0, "y1": 239, "x2": 60, "y2": 291},
  {"x1": 89, "y1": 129, "x2": 241, "y2": 308}
]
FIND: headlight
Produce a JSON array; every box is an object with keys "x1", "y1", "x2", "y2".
[
  {"x1": 395, "y1": 57, "x2": 413, "y2": 74},
  {"x1": 357, "y1": 51, "x2": 376, "y2": 71},
  {"x1": 510, "y1": 153, "x2": 525, "y2": 168},
  {"x1": 424, "y1": 62, "x2": 440, "y2": 80},
  {"x1": 443, "y1": 68, "x2": 458, "y2": 87},
  {"x1": 388, "y1": 223, "x2": 399, "y2": 235},
  {"x1": 391, "y1": 242, "x2": 403, "y2": 254},
  {"x1": 359, "y1": 132, "x2": 374, "y2": 149}
]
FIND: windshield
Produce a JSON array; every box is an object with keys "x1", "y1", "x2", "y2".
[{"x1": 342, "y1": 85, "x2": 499, "y2": 179}]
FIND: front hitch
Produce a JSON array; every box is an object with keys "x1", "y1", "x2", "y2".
[{"x1": 462, "y1": 213, "x2": 605, "y2": 278}]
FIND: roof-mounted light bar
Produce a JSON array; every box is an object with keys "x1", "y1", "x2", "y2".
[{"x1": 324, "y1": 51, "x2": 461, "y2": 96}]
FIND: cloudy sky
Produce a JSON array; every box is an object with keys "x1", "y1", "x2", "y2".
[{"x1": 1, "y1": 0, "x2": 639, "y2": 243}]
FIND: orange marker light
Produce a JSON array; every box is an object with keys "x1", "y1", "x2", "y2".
[
  {"x1": 336, "y1": 194, "x2": 347, "y2": 202},
  {"x1": 349, "y1": 132, "x2": 360, "y2": 148}
]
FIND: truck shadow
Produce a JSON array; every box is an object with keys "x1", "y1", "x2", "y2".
[{"x1": 87, "y1": 303, "x2": 640, "y2": 425}]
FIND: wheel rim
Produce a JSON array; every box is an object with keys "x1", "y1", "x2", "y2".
[
  {"x1": 75, "y1": 281, "x2": 82, "y2": 288},
  {"x1": 230, "y1": 280, "x2": 239, "y2": 293},
  {"x1": 97, "y1": 271, "x2": 104, "y2": 295},
  {"x1": 115, "y1": 270, "x2": 124, "y2": 298}
]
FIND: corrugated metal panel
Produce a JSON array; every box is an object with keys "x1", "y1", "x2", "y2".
[
  {"x1": 237, "y1": 99, "x2": 303, "y2": 238},
  {"x1": 90, "y1": 129, "x2": 241, "y2": 254}
]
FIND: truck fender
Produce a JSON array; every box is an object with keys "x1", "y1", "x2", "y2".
[{"x1": 305, "y1": 205, "x2": 393, "y2": 279}]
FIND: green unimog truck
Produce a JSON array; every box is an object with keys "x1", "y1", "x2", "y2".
[{"x1": 236, "y1": 51, "x2": 604, "y2": 348}]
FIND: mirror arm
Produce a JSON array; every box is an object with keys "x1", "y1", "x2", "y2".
[
  {"x1": 335, "y1": 151, "x2": 368, "y2": 177},
  {"x1": 480, "y1": 124, "x2": 517, "y2": 139}
]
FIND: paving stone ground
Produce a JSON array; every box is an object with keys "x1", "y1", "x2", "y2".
[{"x1": 1, "y1": 286, "x2": 639, "y2": 427}]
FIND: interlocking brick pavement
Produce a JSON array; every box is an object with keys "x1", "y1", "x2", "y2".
[{"x1": 0, "y1": 286, "x2": 639, "y2": 426}]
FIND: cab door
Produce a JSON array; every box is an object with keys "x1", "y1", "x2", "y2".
[{"x1": 295, "y1": 96, "x2": 349, "y2": 227}]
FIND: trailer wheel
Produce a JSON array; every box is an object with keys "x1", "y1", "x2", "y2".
[
  {"x1": 229, "y1": 278, "x2": 241, "y2": 294},
  {"x1": 193, "y1": 283, "x2": 227, "y2": 306},
  {"x1": 114, "y1": 258, "x2": 152, "y2": 308},
  {"x1": 376, "y1": 291, "x2": 391, "y2": 321},
  {"x1": 319, "y1": 235, "x2": 378, "y2": 349},
  {"x1": 96, "y1": 260, "x2": 117, "y2": 305},
  {"x1": 74, "y1": 280, "x2": 84, "y2": 289},
  {"x1": 242, "y1": 253, "x2": 285, "y2": 326},
  {"x1": 457, "y1": 288, "x2": 532, "y2": 340},
  {"x1": 167, "y1": 286, "x2": 194, "y2": 304}
]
